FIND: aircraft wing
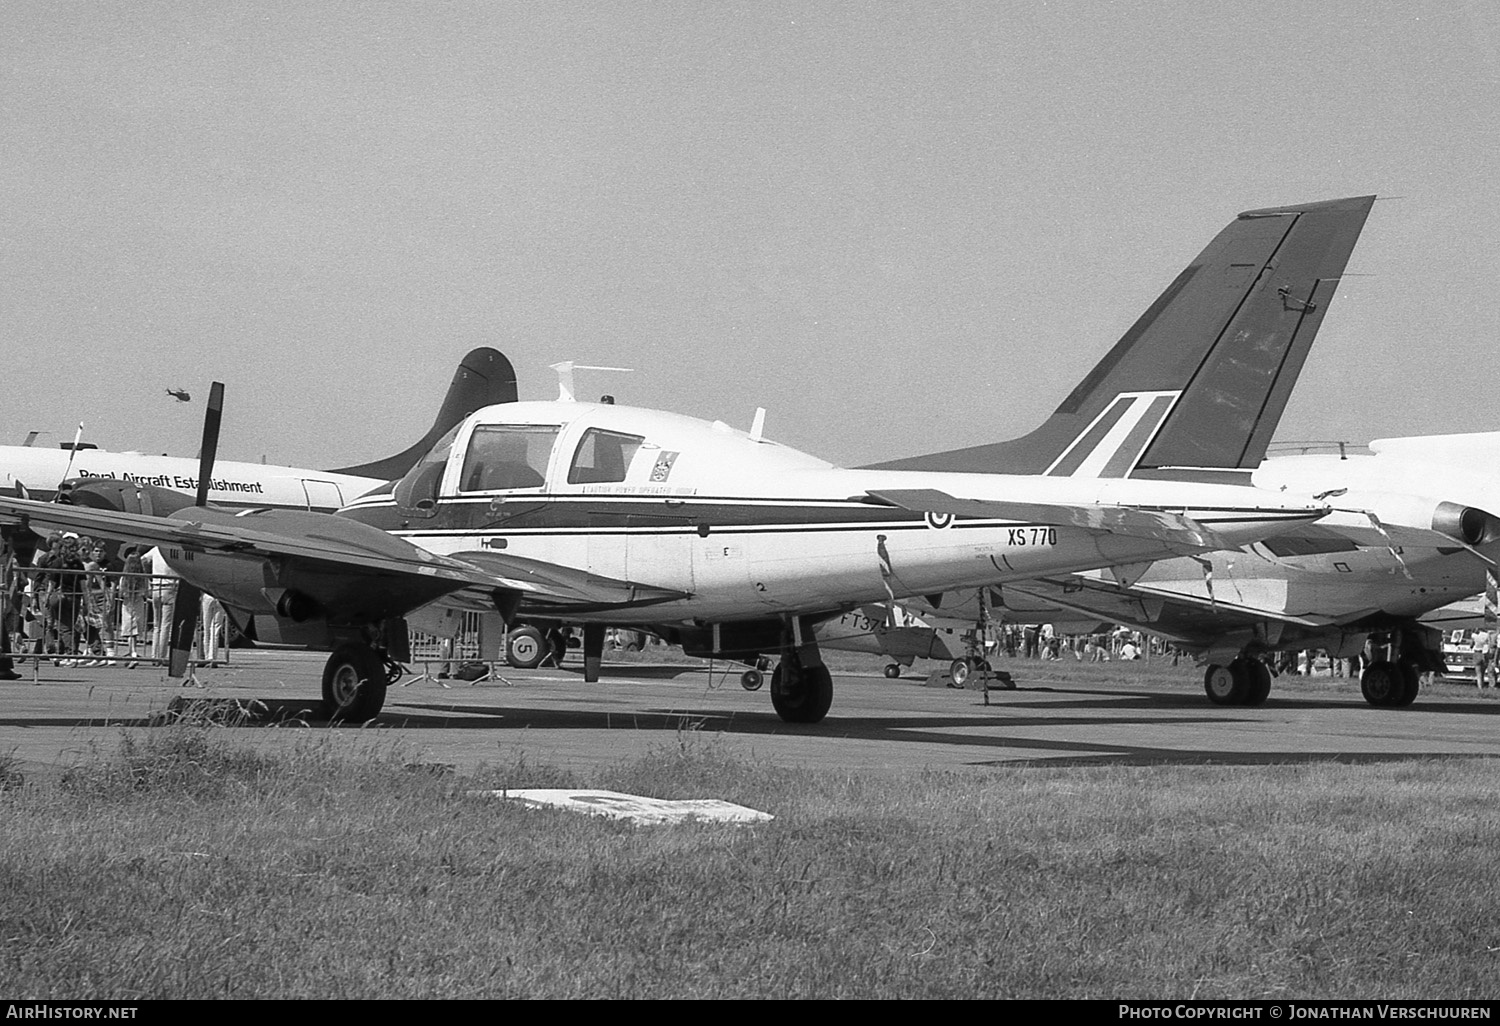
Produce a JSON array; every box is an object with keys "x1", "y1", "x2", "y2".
[
  {"x1": 0, "y1": 495, "x2": 534, "y2": 596},
  {"x1": 865, "y1": 488, "x2": 1219, "y2": 548},
  {"x1": 0, "y1": 495, "x2": 689, "y2": 620},
  {"x1": 445, "y1": 549, "x2": 692, "y2": 614},
  {"x1": 1002, "y1": 575, "x2": 1369, "y2": 654}
]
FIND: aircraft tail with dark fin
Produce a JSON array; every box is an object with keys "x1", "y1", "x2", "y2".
[
  {"x1": 327, "y1": 348, "x2": 518, "y2": 480},
  {"x1": 866, "y1": 195, "x2": 1376, "y2": 481}
]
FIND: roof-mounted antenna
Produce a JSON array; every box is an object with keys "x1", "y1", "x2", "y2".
[
  {"x1": 749, "y1": 407, "x2": 767, "y2": 443},
  {"x1": 549, "y1": 361, "x2": 634, "y2": 402}
]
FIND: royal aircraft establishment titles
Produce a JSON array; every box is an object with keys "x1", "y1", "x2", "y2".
[{"x1": 75, "y1": 469, "x2": 265, "y2": 494}]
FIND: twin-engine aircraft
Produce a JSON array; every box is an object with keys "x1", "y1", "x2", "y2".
[
  {"x1": 0, "y1": 348, "x2": 518, "y2": 512},
  {"x1": 0, "y1": 196, "x2": 1376, "y2": 724}
]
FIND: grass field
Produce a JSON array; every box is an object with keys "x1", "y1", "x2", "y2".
[{"x1": 3, "y1": 703, "x2": 1498, "y2": 1000}]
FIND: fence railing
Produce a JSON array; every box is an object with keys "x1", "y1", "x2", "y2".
[{"x1": 2, "y1": 567, "x2": 231, "y2": 667}]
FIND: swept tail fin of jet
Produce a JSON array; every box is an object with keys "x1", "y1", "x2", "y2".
[
  {"x1": 326, "y1": 347, "x2": 518, "y2": 480},
  {"x1": 865, "y1": 195, "x2": 1376, "y2": 480}
]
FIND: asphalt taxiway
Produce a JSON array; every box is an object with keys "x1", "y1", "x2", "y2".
[{"x1": 4, "y1": 650, "x2": 1500, "y2": 782}]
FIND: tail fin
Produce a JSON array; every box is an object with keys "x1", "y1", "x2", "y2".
[
  {"x1": 327, "y1": 348, "x2": 518, "y2": 480},
  {"x1": 866, "y1": 195, "x2": 1375, "y2": 480}
]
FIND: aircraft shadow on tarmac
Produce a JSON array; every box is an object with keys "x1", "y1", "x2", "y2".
[
  {"x1": 357, "y1": 690, "x2": 1500, "y2": 768},
  {"x1": 13, "y1": 683, "x2": 1495, "y2": 770},
  {"x1": 991, "y1": 684, "x2": 1500, "y2": 716}
]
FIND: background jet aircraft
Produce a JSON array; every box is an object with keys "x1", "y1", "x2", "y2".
[
  {"x1": 0, "y1": 196, "x2": 1369, "y2": 725},
  {"x1": 0, "y1": 348, "x2": 517, "y2": 512},
  {"x1": 994, "y1": 431, "x2": 1500, "y2": 709}
]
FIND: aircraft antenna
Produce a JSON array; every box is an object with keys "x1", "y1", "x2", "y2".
[
  {"x1": 549, "y1": 362, "x2": 634, "y2": 402},
  {"x1": 749, "y1": 408, "x2": 767, "y2": 443}
]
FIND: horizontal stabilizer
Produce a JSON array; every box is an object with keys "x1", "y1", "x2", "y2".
[{"x1": 864, "y1": 488, "x2": 1217, "y2": 549}]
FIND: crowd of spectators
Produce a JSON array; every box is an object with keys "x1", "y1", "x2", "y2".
[{"x1": 0, "y1": 531, "x2": 222, "y2": 679}]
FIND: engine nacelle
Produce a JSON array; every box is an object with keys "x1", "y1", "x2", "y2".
[
  {"x1": 1431, "y1": 501, "x2": 1500, "y2": 547},
  {"x1": 275, "y1": 589, "x2": 321, "y2": 623},
  {"x1": 60, "y1": 478, "x2": 198, "y2": 518}
]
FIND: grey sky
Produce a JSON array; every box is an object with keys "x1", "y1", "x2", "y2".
[{"x1": 2, "y1": 1, "x2": 1497, "y2": 470}]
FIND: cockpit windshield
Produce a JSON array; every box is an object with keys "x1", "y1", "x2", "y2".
[
  {"x1": 392, "y1": 421, "x2": 463, "y2": 511},
  {"x1": 458, "y1": 425, "x2": 560, "y2": 491}
]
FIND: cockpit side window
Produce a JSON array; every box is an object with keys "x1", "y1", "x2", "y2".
[
  {"x1": 568, "y1": 429, "x2": 646, "y2": 485},
  {"x1": 459, "y1": 425, "x2": 560, "y2": 492}
]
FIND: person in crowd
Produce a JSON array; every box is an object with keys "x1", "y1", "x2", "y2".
[
  {"x1": 199, "y1": 592, "x2": 226, "y2": 664},
  {"x1": 79, "y1": 539, "x2": 117, "y2": 665},
  {"x1": 38, "y1": 534, "x2": 85, "y2": 664},
  {"x1": 115, "y1": 546, "x2": 147, "y2": 667},
  {"x1": 0, "y1": 538, "x2": 22, "y2": 680},
  {"x1": 144, "y1": 546, "x2": 179, "y2": 661},
  {"x1": 1022, "y1": 624, "x2": 1039, "y2": 659},
  {"x1": 1473, "y1": 629, "x2": 1491, "y2": 689}
]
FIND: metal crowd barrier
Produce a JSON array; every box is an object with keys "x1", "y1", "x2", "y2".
[{"x1": 1, "y1": 567, "x2": 231, "y2": 673}]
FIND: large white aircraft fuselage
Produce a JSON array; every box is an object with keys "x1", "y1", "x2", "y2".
[{"x1": 0, "y1": 445, "x2": 383, "y2": 512}]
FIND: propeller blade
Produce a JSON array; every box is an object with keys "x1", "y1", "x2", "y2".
[
  {"x1": 167, "y1": 579, "x2": 204, "y2": 678},
  {"x1": 194, "y1": 382, "x2": 224, "y2": 507}
]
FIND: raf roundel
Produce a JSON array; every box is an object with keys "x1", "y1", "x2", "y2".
[{"x1": 925, "y1": 511, "x2": 954, "y2": 530}]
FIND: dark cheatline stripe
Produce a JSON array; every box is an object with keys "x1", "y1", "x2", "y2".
[
  {"x1": 1046, "y1": 397, "x2": 1132, "y2": 477},
  {"x1": 1098, "y1": 394, "x2": 1176, "y2": 478}
]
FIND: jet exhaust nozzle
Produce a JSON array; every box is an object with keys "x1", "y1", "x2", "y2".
[
  {"x1": 1432, "y1": 502, "x2": 1500, "y2": 547},
  {"x1": 276, "y1": 590, "x2": 321, "y2": 623}
]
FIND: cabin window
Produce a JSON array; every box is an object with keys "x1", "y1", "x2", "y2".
[
  {"x1": 568, "y1": 429, "x2": 645, "y2": 485},
  {"x1": 459, "y1": 425, "x2": 559, "y2": 491}
]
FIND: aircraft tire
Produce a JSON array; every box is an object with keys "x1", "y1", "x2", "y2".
[
  {"x1": 1240, "y1": 658, "x2": 1272, "y2": 706},
  {"x1": 740, "y1": 668, "x2": 764, "y2": 691},
  {"x1": 884, "y1": 663, "x2": 902, "y2": 679},
  {"x1": 545, "y1": 629, "x2": 570, "y2": 666},
  {"x1": 505, "y1": 626, "x2": 546, "y2": 669},
  {"x1": 949, "y1": 658, "x2": 971, "y2": 688},
  {"x1": 1360, "y1": 660, "x2": 1403, "y2": 707},
  {"x1": 321, "y1": 643, "x2": 388, "y2": 722},
  {"x1": 1393, "y1": 660, "x2": 1421, "y2": 708},
  {"x1": 771, "y1": 663, "x2": 833, "y2": 723},
  {"x1": 1203, "y1": 663, "x2": 1247, "y2": 705}
]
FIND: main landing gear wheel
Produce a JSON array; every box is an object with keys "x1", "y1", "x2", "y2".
[
  {"x1": 1394, "y1": 660, "x2": 1421, "y2": 708},
  {"x1": 1205, "y1": 658, "x2": 1271, "y2": 706},
  {"x1": 770, "y1": 662, "x2": 833, "y2": 724},
  {"x1": 321, "y1": 643, "x2": 388, "y2": 722},
  {"x1": 505, "y1": 626, "x2": 546, "y2": 669},
  {"x1": 544, "y1": 629, "x2": 568, "y2": 666},
  {"x1": 1203, "y1": 662, "x2": 1246, "y2": 705},
  {"x1": 1242, "y1": 659, "x2": 1272, "y2": 707},
  {"x1": 1362, "y1": 660, "x2": 1418, "y2": 708}
]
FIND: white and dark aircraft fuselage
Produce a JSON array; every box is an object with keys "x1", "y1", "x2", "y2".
[{"x1": 336, "y1": 401, "x2": 1327, "y2": 625}]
